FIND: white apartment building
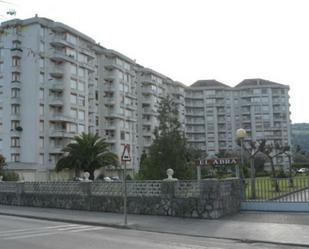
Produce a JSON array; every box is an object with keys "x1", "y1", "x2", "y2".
[
  {"x1": 0, "y1": 16, "x2": 187, "y2": 180},
  {"x1": 185, "y1": 80, "x2": 236, "y2": 155},
  {"x1": 97, "y1": 49, "x2": 138, "y2": 176},
  {"x1": 185, "y1": 78, "x2": 292, "y2": 169},
  {"x1": 234, "y1": 79, "x2": 292, "y2": 169},
  {"x1": 0, "y1": 17, "x2": 99, "y2": 180}
]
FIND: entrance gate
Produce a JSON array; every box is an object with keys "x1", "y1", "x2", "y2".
[{"x1": 241, "y1": 176, "x2": 309, "y2": 212}]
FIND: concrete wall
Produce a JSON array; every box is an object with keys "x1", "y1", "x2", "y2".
[{"x1": 0, "y1": 179, "x2": 241, "y2": 219}]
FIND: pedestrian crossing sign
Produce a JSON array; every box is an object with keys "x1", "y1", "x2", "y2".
[{"x1": 121, "y1": 144, "x2": 131, "y2": 161}]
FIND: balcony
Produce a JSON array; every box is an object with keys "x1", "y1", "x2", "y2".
[
  {"x1": 80, "y1": 47, "x2": 96, "y2": 59},
  {"x1": 50, "y1": 35, "x2": 74, "y2": 48},
  {"x1": 105, "y1": 136, "x2": 116, "y2": 144},
  {"x1": 49, "y1": 130, "x2": 75, "y2": 138},
  {"x1": 11, "y1": 96, "x2": 21, "y2": 104},
  {"x1": 103, "y1": 71, "x2": 115, "y2": 81},
  {"x1": 80, "y1": 61, "x2": 95, "y2": 72},
  {"x1": 11, "y1": 49, "x2": 23, "y2": 57},
  {"x1": 50, "y1": 65, "x2": 64, "y2": 78},
  {"x1": 103, "y1": 123, "x2": 116, "y2": 130},
  {"x1": 49, "y1": 50, "x2": 76, "y2": 63},
  {"x1": 104, "y1": 85, "x2": 115, "y2": 92},
  {"x1": 50, "y1": 79, "x2": 64, "y2": 91},
  {"x1": 11, "y1": 65, "x2": 21, "y2": 72},
  {"x1": 49, "y1": 96, "x2": 64, "y2": 107},
  {"x1": 49, "y1": 146, "x2": 64, "y2": 154},
  {"x1": 50, "y1": 114, "x2": 75, "y2": 123},
  {"x1": 104, "y1": 60, "x2": 123, "y2": 71}
]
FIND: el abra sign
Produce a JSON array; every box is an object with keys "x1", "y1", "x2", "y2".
[{"x1": 195, "y1": 158, "x2": 238, "y2": 166}]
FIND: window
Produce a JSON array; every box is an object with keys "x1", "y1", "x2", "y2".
[
  {"x1": 69, "y1": 123, "x2": 77, "y2": 133},
  {"x1": 12, "y1": 72, "x2": 21, "y2": 82},
  {"x1": 12, "y1": 56, "x2": 21, "y2": 67},
  {"x1": 78, "y1": 110, "x2": 85, "y2": 121},
  {"x1": 39, "y1": 41, "x2": 45, "y2": 52},
  {"x1": 11, "y1": 153, "x2": 20, "y2": 162},
  {"x1": 121, "y1": 131, "x2": 125, "y2": 140},
  {"x1": 11, "y1": 104, "x2": 20, "y2": 114},
  {"x1": 39, "y1": 58, "x2": 45, "y2": 69},
  {"x1": 39, "y1": 121, "x2": 44, "y2": 132},
  {"x1": 39, "y1": 104, "x2": 44, "y2": 115},
  {"x1": 12, "y1": 40, "x2": 21, "y2": 49},
  {"x1": 40, "y1": 73, "x2": 44, "y2": 84},
  {"x1": 77, "y1": 95, "x2": 85, "y2": 106},
  {"x1": 11, "y1": 88, "x2": 20, "y2": 98},
  {"x1": 39, "y1": 137, "x2": 44, "y2": 148},
  {"x1": 66, "y1": 33, "x2": 77, "y2": 44},
  {"x1": 66, "y1": 47, "x2": 76, "y2": 59},
  {"x1": 78, "y1": 124, "x2": 85, "y2": 134},
  {"x1": 11, "y1": 120, "x2": 20, "y2": 129},
  {"x1": 39, "y1": 154, "x2": 44, "y2": 164},
  {"x1": 78, "y1": 68, "x2": 86, "y2": 78},
  {"x1": 78, "y1": 81, "x2": 85, "y2": 91},
  {"x1": 70, "y1": 78, "x2": 77, "y2": 89},
  {"x1": 69, "y1": 63, "x2": 77, "y2": 75},
  {"x1": 39, "y1": 88, "x2": 44, "y2": 99},
  {"x1": 70, "y1": 93, "x2": 77, "y2": 104},
  {"x1": 11, "y1": 137, "x2": 20, "y2": 147},
  {"x1": 78, "y1": 53, "x2": 87, "y2": 63},
  {"x1": 70, "y1": 108, "x2": 77, "y2": 118}
]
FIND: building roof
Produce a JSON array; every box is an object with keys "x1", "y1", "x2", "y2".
[
  {"x1": 235, "y1": 78, "x2": 289, "y2": 88},
  {"x1": 190, "y1": 80, "x2": 231, "y2": 89}
]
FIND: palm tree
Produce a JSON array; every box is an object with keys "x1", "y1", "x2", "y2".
[{"x1": 56, "y1": 133, "x2": 118, "y2": 180}]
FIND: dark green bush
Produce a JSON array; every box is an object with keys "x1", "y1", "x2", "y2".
[{"x1": 3, "y1": 171, "x2": 19, "y2": 181}]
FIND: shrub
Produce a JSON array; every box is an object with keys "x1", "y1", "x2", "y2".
[{"x1": 3, "y1": 171, "x2": 19, "y2": 181}]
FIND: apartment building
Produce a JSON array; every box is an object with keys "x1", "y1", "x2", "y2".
[
  {"x1": 185, "y1": 78, "x2": 292, "y2": 169},
  {"x1": 0, "y1": 16, "x2": 187, "y2": 180},
  {"x1": 97, "y1": 49, "x2": 138, "y2": 175},
  {"x1": 234, "y1": 79, "x2": 291, "y2": 169},
  {"x1": 185, "y1": 80, "x2": 236, "y2": 156},
  {"x1": 0, "y1": 17, "x2": 99, "y2": 180}
]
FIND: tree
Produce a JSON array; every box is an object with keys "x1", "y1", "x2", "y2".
[
  {"x1": 260, "y1": 141, "x2": 290, "y2": 192},
  {"x1": 56, "y1": 133, "x2": 118, "y2": 180},
  {"x1": 0, "y1": 154, "x2": 6, "y2": 176},
  {"x1": 243, "y1": 140, "x2": 266, "y2": 199},
  {"x1": 139, "y1": 96, "x2": 193, "y2": 180}
]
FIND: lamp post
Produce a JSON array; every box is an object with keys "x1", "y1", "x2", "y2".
[{"x1": 236, "y1": 128, "x2": 247, "y2": 178}]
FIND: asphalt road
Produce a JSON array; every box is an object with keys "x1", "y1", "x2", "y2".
[{"x1": 0, "y1": 215, "x2": 305, "y2": 249}]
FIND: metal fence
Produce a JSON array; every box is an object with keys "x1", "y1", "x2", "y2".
[{"x1": 243, "y1": 177, "x2": 309, "y2": 202}]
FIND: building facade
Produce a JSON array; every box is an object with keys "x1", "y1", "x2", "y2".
[
  {"x1": 185, "y1": 79, "x2": 292, "y2": 169},
  {"x1": 0, "y1": 16, "x2": 187, "y2": 180}
]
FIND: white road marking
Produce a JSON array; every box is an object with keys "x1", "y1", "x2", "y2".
[{"x1": 1, "y1": 224, "x2": 104, "y2": 240}]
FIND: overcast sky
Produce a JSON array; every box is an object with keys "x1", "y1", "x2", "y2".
[{"x1": 1, "y1": 0, "x2": 309, "y2": 123}]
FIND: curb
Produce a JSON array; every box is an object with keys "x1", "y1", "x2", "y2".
[{"x1": 0, "y1": 211, "x2": 309, "y2": 248}]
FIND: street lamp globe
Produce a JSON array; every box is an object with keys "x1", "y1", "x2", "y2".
[{"x1": 236, "y1": 128, "x2": 247, "y2": 139}]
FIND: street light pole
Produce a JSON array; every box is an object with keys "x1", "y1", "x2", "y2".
[{"x1": 236, "y1": 128, "x2": 247, "y2": 178}]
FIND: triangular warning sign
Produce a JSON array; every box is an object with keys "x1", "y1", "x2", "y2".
[{"x1": 121, "y1": 144, "x2": 131, "y2": 161}]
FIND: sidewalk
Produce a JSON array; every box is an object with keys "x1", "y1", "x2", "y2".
[{"x1": 0, "y1": 204, "x2": 309, "y2": 246}]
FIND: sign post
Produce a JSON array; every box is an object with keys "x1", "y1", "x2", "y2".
[{"x1": 121, "y1": 144, "x2": 131, "y2": 226}]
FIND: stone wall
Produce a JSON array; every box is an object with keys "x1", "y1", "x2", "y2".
[{"x1": 0, "y1": 179, "x2": 241, "y2": 219}]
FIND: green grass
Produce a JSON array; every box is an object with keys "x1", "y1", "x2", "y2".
[{"x1": 243, "y1": 176, "x2": 309, "y2": 200}]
